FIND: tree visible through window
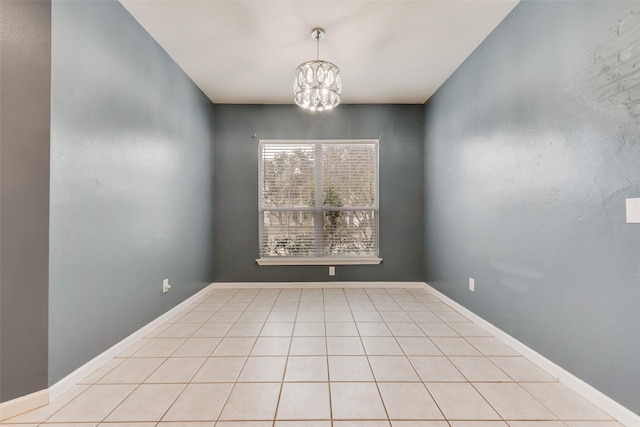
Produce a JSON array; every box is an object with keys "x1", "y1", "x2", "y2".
[{"x1": 258, "y1": 140, "x2": 379, "y2": 260}]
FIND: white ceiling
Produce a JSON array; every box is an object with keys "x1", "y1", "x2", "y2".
[{"x1": 119, "y1": 0, "x2": 519, "y2": 105}]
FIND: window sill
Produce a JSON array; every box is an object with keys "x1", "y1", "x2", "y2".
[{"x1": 256, "y1": 257, "x2": 383, "y2": 266}]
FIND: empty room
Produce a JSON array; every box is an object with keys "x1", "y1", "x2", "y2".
[{"x1": 1, "y1": 0, "x2": 639, "y2": 426}]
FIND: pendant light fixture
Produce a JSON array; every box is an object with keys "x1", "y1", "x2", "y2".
[{"x1": 294, "y1": 28, "x2": 342, "y2": 111}]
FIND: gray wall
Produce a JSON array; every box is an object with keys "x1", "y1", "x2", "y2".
[
  {"x1": 424, "y1": 1, "x2": 640, "y2": 414},
  {"x1": 49, "y1": 0, "x2": 214, "y2": 384},
  {"x1": 0, "y1": 0, "x2": 51, "y2": 403},
  {"x1": 213, "y1": 105, "x2": 424, "y2": 282}
]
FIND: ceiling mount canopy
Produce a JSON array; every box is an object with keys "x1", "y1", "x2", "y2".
[{"x1": 294, "y1": 27, "x2": 342, "y2": 111}]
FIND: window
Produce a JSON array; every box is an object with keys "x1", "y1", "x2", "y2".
[{"x1": 257, "y1": 139, "x2": 381, "y2": 265}]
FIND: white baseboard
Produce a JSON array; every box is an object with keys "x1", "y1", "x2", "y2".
[
  {"x1": 49, "y1": 284, "x2": 214, "y2": 401},
  {"x1": 210, "y1": 281, "x2": 426, "y2": 289},
  {"x1": 0, "y1": 389, "x2": 48, "y2": 421},
  {"x1": 423, "y1": 282, "x2": 640, "y2": 427}
]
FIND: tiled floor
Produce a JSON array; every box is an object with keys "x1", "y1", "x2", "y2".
[{"x1": 2, "y1": 286, "x2": 625, "y2": 427}]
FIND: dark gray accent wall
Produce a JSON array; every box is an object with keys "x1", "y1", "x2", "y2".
[
  {"x1": 0, "y1": 0, "x2": 51, "y2": 403},
  {"x1": 213, "y1": 105, "x2": 424, "y2": 282},
  {"x1": 49, "y1": 0, "x2": 214, "y2": 384},
  {"x1": 424, "y1": 1, "x2": 640, "y2": 414}
]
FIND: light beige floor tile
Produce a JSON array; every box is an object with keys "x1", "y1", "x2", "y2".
[
  {"x1": 378, "y1": 382, "x2": 444, "y2": 419},
  {"x1": 336, "y1": 421, "x2": 390, "y2": 427},
  {"x1": 429, "y1": 306, "x2": 461, "y2": 315},
  {"x1": 361, "y1": 337, "x2": 404, "y2": 355},
  {"x1": 387, "y1": 322, "x2": 426, "y2": 337},
  {"x1": 368, "y1": 356, "x2": 421, "y2": 381},
  {"x1": 176, "y1": 311, "x2": 215, "y2": 324},
  {"x1": 46, "y1": 424, "x2": 98, "y2": 427},
  {"x1": 105, "y1": 383, "x2": 184, "y2": 421},
  {"x1": 275, "y1": 422, "x2": 331, "y2": 427},
  {"x1": 218, "y1": 383, "x2": 280, "y2": 421},
  {"x1": 145, "y1": 357, "x2": 205, "y2": 383},
  {"x1": 157, "y1": 323, "x2": 201, "y2": 338},
  {"x1": 431, "y1": 337, "x2": 482, "y2": 356},
  {"x1": 448, "y1": 422, "x2": 507, "y2": 427},
  {"x1": 434, "y1": 312, "x2": 470, "y2": 322},
  {"x1": 100, "y1": 423, "x2": 160, "y2": 427},
  {"x1": 219, "y1": 302, "x2": 250, "y2": 312},
  {"x1": 379, "y1": 311, "x2": 412, "y2": 322},
  {"x1": 295, "y1": 311, "x2": 325, "y2": 322},
  {"x1": 397, "y1": 302, "x2": 427, "y2": 311},
  {"x1": 267, "y1": 311, "x2": 297, "y2": 322},
  {"x1": 298, "y1": 302, "x2": 325, "y2": 312},
  {"x1": 237, "y1": 311, "x2": 269, "y2": 322},
  {"x1": 276, "y1": 382, "x2": 331, "y2": 420},
  {"x1": 466, "y1": 337, "x2": 519, "y2": 356},
  {"x1": 328, "y1": 355, "x2": 375, "y2": 381},
  {"x1": 417, "y1": 323, "x2": 459, "y2": 337},
  {"x1": 237, "y1": 356, "x2": 287, "y2": 382},
  {"x1": 192, "y1": 357, "x2": 246, "y2": 382},
  {"x1": 289, "y1": 337, "x2": 326, "y2": 355},
  {"x1": 563, "y1": 422, "x2": 624, "y2": 427},
  {"x1": 250, "y1": 337, "x2": 291, "y2": 356},
  {"x1": 155, "y1": 423, "x2": 213, "y2": 427},
  {"x1": 474, "y1": 383, "x2": 558, "y2": 420},
  {"x1": 162, "y1": 383, "x2": 233, "y2": 421},
  {"x1": 212, "y1": 337, "x2": 256, "y2": 356},
  {"x1": 523, "y1": 383, "x2": 612, "y2": 420},
  {"x1": 284, "y1": 356, "x2": 328, "y2": 381},
  {"x1": 426, "y1": 383, "x2": 500, "y2": 420},
  {"x1": 327, "y1": 337, "x2": 365, "y2": 355},
  {"x1": 489, "y1": 356, "x2": 557, "y2": 382},
  {"x1": 351, "y1": 311, "x2": 383, "y2": 322},
  {"x1": 260, "y1": 322, "x2": 294, "y2": 336},
  {"x1": 80, "y1": 358, "x2": 124, "y2": 384},
  {"x1": 192, "y1": 322, "x2": 233, "y2": 338},
  {"x1": 330, "y1": 382, "x2": 387, "y2": 419},
  {"x1": 507, "y1": 422, "x2": 566, "y2": 427},
  {"x1": 209, "y1": 312, "x2": 242, "y2": 323},
  {"x1": 246, "y1": 304, "x2": 275, "y2": 313},
  {"x1": 391, "y1": 422, "x2": 448, "y2": 427},
  {"x1": 406, "y1": 311, "x2": 442, "y2": 322},
  {"x1": 173, "y1": 337, "x2": 222, "y2": 357},
  {"x1": 227, "y1": 323, "x2": 263, "y2": 337},
  {"x1": 396, "y1": 337, "x2": 442, "y2": 356},
  {"x1": 409, "y1": 356, "x2": 466, "y2": 382},
  {"x1": 356, "y1": 322, "x2": 392, "y2": 336},
  {"x1": 192, "y1": 302, "x2": 224, "y2": 312},
  {"x1": 47, "y1": 385, "x2": 135, "y2": 422},
  {"x1": 450, "y1": 356, "x2": 513, "y2": 382},
  {"x1": 293, "y1": 322, "x2": 326, "y2": 336},
  {"x1": 448, "y1": 322, "x2": 493, "y2": 337},
  {"x1": 98, "y1": 358, "x2": 164, "y2": 384},
  {"x1": 133, "y1": 338, "x2": 186, "y2": 357},
  {"x1": 324, "y1": 311, "x2": 353, "y2": 321},
  {"x1": 216, "y1": 422, "x2": 271, "y2": 427},
  {"x1": 326, "y1": 322, "x2": 358, "y2": 336}
]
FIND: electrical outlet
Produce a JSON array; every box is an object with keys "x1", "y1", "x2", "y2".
[
  {"x1": 162, "y1": 278, "x2": 171, "y2": 294},
  {"x1": 469, "y1": 277, "x2": 475, "y2": 292},
  {"x1": 329, "y1": 266, "x2": 335, "y2": 276}
]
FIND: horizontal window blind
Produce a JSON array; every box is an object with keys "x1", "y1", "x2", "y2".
[{"x1": 259, "y1": 140, "x2": 379, "y2": 259}]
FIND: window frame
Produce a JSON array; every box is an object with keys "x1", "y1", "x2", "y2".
[{"x1": 256, "y1": 139, "x2": 382, "y2": 266}]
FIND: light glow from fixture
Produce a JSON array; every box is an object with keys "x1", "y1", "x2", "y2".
[{"x1": 294, "y1": 28, "x2": 341, "y2": 111}]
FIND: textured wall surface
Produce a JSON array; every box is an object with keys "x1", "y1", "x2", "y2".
[
  {"x1": 49, "y1": 0, "x2": 214, "y2": 384},
  {"x1": 0, "y1": 0, "x2": 51, "y2": 403},
  {"x1": 424, "y1": 1, "x2": 640, "y2": 414},
  {"x1": 213, "y1": 104, "x2": 424, "y2": 282}
]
